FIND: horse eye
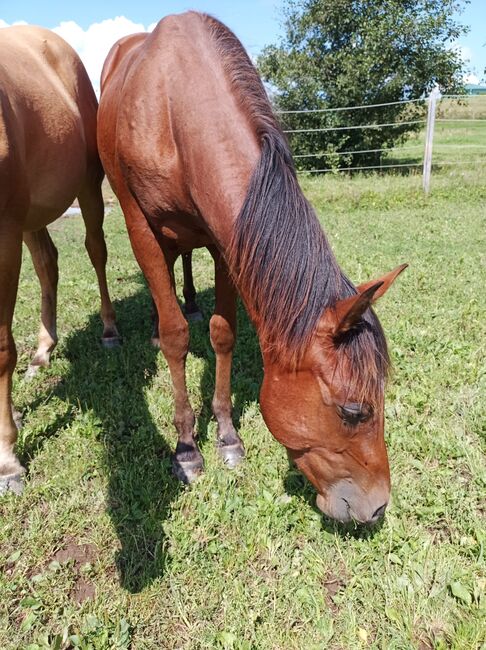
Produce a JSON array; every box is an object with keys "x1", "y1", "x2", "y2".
[{"x1": 337, "y1": 403, "x2": 373, "y2": 426}]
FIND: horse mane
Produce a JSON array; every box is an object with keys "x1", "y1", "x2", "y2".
[{"x1": 203, "y1": 13, "x2": 389, "y2": 398}]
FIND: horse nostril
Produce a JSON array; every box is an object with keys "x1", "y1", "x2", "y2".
[{"x1": 372, "y1": 502, "x2": 388, "y2": 520}]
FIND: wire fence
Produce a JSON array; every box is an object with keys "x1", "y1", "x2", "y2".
[{"x1": 276, "y1": 93, "x2": 486, "y2": 190}]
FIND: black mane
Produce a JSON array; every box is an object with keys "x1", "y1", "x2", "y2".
[{"x1": 205, "y1": 13, "x2": 389, "y2": 396}]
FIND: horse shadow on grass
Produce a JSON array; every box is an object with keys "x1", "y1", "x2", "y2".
[
  {"x1": 21, "y1": 274, "x2": 178, "y2": 592},
  {"x1": 19, "y1": 271, "x2": 265, "y2": 593},
  {"x1": 20, "y1": 271, "x2": 378, "y2": 592}
]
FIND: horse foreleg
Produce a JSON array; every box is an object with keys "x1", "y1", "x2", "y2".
[
  {"x1": 78, "y1": 176, "x2": 120, "y2": 347},
  {"x1": 23, "y1": 229, "x2": 59, "y2": 379},
  {"x1": 0, "y1": 226, "x2": 24, "y2": 494},
  {"x1": 209, "y1": 248, "x2": 244, "y2": 468},
  {"x1": 119, "y1": 192, "x2": 203, "y2": 483},
  {"x1": 182, "y1": 251, "x2": 202, "y2": 321}
]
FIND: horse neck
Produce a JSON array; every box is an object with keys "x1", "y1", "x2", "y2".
[{"x1": 220, "y1": 133, "x2": 343, "y2": 366}]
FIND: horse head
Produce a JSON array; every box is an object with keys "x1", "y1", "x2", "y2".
[{"x1": 260, "y1": 264, "x2": 407, "y2": 525}]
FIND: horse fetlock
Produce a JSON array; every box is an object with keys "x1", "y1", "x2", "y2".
[
  {"x1": 0, "y1": 446, "x2": 25, "y2": 486},
  {"x1": 0, "y1": 427, "x2": 25, "y2": 495},
  {"x1": 173, "y1": 411, "x2": 195, "y2": 437},
  {"x1": 25, "y1": 353, "x2": 50, "y2": 379}
]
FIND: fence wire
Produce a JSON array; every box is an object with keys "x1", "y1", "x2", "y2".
[{"x1": 282, "y1": 94, "x2": 486, "y2": 176}]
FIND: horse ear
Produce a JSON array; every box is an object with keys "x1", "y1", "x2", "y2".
[
  {"x1": 333, "y1": 282, "x2": 384, "y2": 335},
  {"x1": 356, "y1": 263, "x2": 408, "y2": 301}
]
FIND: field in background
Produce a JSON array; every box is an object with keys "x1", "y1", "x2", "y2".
[
  {"x1": 0, "y1": 155, "x2": 485, "y2": 647},
  {"x1": 383, "y1": 95, "x2": 486, "y2": 173}
]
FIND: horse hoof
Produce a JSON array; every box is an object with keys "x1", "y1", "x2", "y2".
[
  {"x1": 12, "y1": 408, "x2": 23, "y2": 430},
  {"x1": 172, "y1": 455, "x2": 204, "y2": 484},
  {"x1": 25, "y1": 364, "x2": 41, "y2": 380},
  {"x1": 217, "y1": 441, "x2": 245, "y2": 469},
  {"x1": 0, "y1": 472, "x2": 25, "y2": 496},
  {"x1": 151, "y1": 337, "x2": 160, "y2": 349},
  {"x1": 101, "y1": 335, "x2": 122, "y2": 349},
  {"x1": 185, "y1": 310, "x2": 203, "y2": 322}
]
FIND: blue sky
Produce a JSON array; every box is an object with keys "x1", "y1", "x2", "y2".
[
  {"x1": 0, "y1": 1, "x2": 282, "y2": 57},
  {"x1": 1, "y1": 0, "x2": 484, "y2": 90}
]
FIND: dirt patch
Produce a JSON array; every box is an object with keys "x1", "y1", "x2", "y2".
[
  {"x1": 72, "y1": 577, "x2": 96, "y2": 604},
  {"x1": 52, "y1": 541, "x2": 97, "y2": 569},
  {"x1": 322, "y1": 574, "x2": 347, "y2": 614},
  {"x1": 51, "y1": 539, "x2": 98, "y2": 604}
]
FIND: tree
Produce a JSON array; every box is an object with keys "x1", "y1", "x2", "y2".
[{"x1": 258, "y1": 0, "x2": 468, "y2": 170}]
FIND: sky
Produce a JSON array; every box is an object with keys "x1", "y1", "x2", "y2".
[{"x1": 0, "y1": 0, "x2": 484, "y2": 94}]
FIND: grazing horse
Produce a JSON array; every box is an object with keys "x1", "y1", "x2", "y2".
[
  {"x1": 0, "y1": 26, "x2": 119, "y2": 495},
  {"x1": 98, "y1": 13, "x2": 406, "y2": 524}
]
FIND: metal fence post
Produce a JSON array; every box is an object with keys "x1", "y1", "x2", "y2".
[{"x1": 423, "y1": 86, "x2": 441, "y2": 194}]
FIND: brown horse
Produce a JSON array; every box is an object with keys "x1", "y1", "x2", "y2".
[
  {"x1": 0, "y1": 26, "x2": 119, "y2": 495},
  {"x1": 98, "y1": 13, "x2": 406, "y2": 524}
]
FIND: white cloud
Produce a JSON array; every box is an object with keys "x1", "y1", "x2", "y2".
[
  {"x1": 0, "y1": 19, "x2": 27, "y2": 28},
  {"x1": 450, "y1": 43, "x2": 483, "y2": 85},
  {"x1": 1, "y1": 16, "x2": 156, "y2": 94},
  {"x1": 53, "y1": 17, "x2": 155, "y2": 94},
  {"x1": 464, "y1": 72, "x2": 480, "y2": 85}
]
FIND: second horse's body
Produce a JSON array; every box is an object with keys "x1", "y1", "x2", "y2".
[{"x1": 0, "y1": 26, "x2": 118, "y2": 494}]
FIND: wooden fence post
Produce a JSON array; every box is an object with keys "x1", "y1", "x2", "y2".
[{"x1": 423, "y1": 86, "x2": 441, "y2": 194}]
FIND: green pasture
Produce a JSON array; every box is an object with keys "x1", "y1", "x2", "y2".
[
  {"x1": 0, "y1": 145, "x2": 485, "y2": 647},
  {"x1": 387, "y1": 96, "x2": 486, "y2": 170}
]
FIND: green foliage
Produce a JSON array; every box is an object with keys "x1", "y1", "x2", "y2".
[{"x1": 258, "y1": 0, "x2": 468, "y2": 169}]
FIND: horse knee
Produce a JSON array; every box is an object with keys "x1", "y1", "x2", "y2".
[
  {"x1": 159, "y1": 321, "x2": 190, "y2": 361},
  {"x1": 0, "y1": 333, "x2": 16, "y2": 377},
  {"x1": 210, "y1": 314, "x2": 235, "y2": 355}
]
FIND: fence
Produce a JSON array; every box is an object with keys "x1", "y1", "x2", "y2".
[{"x1": 276, "y1": 91, "x2": 486, "y2": 193}]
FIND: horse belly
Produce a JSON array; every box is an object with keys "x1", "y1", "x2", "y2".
[
  {"x1": 158, "y1": 218, "x2": 212, "y2": 253},
  {"x1": 23, "y1": 122, "x2": 87, "y2": 231}
]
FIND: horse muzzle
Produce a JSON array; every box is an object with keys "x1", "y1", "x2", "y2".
[{"x1": 316, "y1": 479, "x2": 390, "y2": 525}]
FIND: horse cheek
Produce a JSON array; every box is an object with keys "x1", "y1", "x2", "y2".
[{"x1": 260, "y1": 369, "x2": 325, "y2": 450}]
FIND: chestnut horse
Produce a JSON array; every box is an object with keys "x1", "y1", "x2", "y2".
[
  {"x1": 98, "y1": 13, "x2": 406, "y2": 524},
  {"x1": 0, "y1": 26, "x2": 119, "y2": 495}
]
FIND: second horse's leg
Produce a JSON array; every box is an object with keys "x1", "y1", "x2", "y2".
[
  {"x1": 78, "y1": 173, "x2": 120, "y2": 347},
  {"x1": 23, "y1": 229, "x2": 59, "y2": 379},
  {"x1": 182, "y1": 251, "x2": 202, "y2": 321}
]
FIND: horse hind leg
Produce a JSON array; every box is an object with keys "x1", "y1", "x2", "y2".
[
  {"x1": 23, "y1": 229, "x2": 59, "y2": 379},
  {"x1": 0, "y1": 224, "x2": 25, "y2": 494},
  {"x1": 77, "y1": 172, "x2": 120, "y2": 347},
  {"x1": 209, "y1": 248, "x2": 245, "y2": 468},
  {"x1": 150, "y1": 251, "x2": 201, "y2": 347},
  {"x1": 182, "y1": 251, "x2": 202, "y2": 321}
]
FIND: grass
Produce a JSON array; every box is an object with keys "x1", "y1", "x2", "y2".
[{"x1": 1, "y1": 151, "x2": 485, "y2": 647}]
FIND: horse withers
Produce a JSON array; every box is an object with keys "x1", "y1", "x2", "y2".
[
  {"x1": 0, "y1": 26, "x2": 119, "y2": 495},
  {"x1": 98, "y1": 12, "x2": 406, "y2": 525}
]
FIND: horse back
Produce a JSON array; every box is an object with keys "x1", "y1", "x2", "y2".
[
  {"x1": 0, "y1": 26, "x2": 99, "y2": 229},
  {"x1": 99, "y1": 12, "x2": 260, "y2": 241}
]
